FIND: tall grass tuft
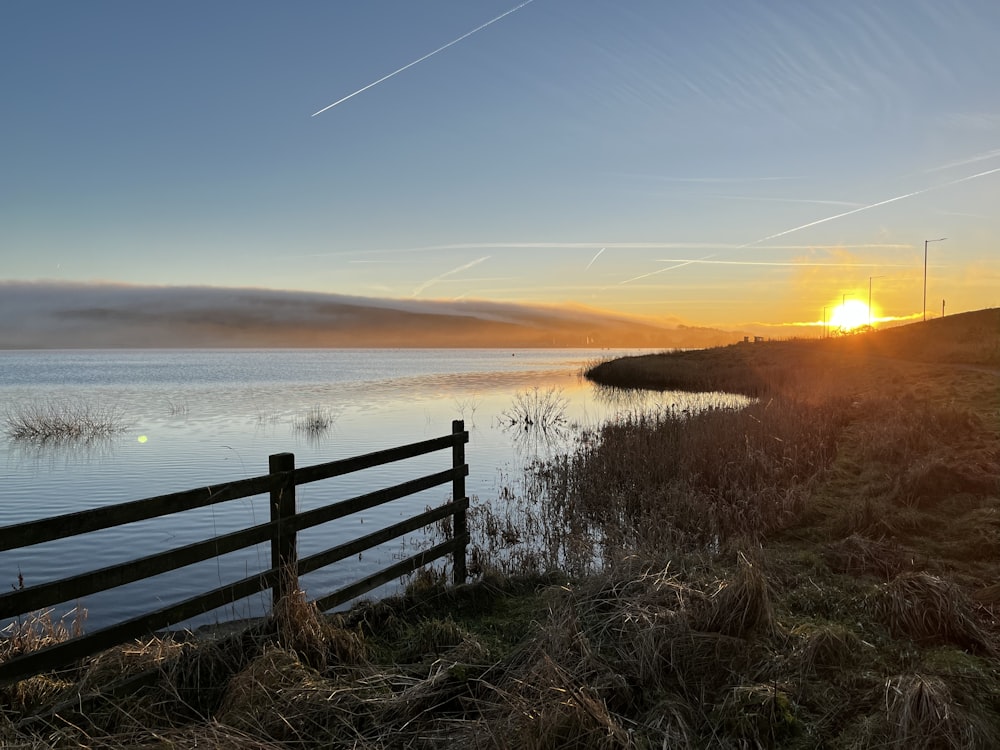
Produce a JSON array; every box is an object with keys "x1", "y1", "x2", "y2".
[
  {"x1": 500, "y1": 387, "x2": 568, "y2": 429},
  {"x1": 704, "y1": 552, "x2": 773, "y2": 638},
  {"x1": 883, "y1": 673, "x2": 984, "y2": 749},
  {"x1": 0, "y1": 605, "x2": 87, "y2": 712},
  {"x1": 292, "y1": 405, "x2": 340, "y2": 436},
  {"x1": 877, "y1": 572, "x2": 996, "y2": 654},
  {"x1": 4, "y1": 400, "x2": 128, "y2": 442}
]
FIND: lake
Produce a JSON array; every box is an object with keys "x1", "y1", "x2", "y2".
[{"x1": 0, "y1": 348, "x2": 745, "y2": 632}]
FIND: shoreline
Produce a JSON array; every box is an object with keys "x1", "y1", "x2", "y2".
[{"x1": 5, "y1": 309, "x2": 1000, "y2": 748}]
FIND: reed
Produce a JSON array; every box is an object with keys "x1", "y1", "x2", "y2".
[
  {"x1": 499, "y1": 386, "x2": 568, "y2": 429},
  {"x1": 292, "y1": 405, "x2": 339, "y2": 435},
  {"x1": 3, "y1": 400, "x2": 128, "y2": 442}
]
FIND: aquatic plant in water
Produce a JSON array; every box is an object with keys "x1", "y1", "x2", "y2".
[
  {"x1": 500, "y1": 387, "x2": 568, "y2": 430},
  {"x1": 3, "y1": 400, "x2": 128, "y2": 443},
  {"x1": 292, "y1": 405, "x2": 340, "y2": 435}
]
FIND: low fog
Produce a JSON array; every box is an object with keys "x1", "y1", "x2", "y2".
[{"x1": 1, "y1": 281, "x2": 747, "y2": 349}]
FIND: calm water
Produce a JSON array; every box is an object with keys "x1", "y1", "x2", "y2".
[{"x1": 0, "y1": 348, "x2": 743, "y2": 631}]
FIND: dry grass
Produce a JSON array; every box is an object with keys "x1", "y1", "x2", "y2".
[
  {"x1": 704, "y1": 552, "x2": 773, "y2": 638},
  {"x1": 877, "y1": 572, "x2": 996, "y2": 654},
  {"x1": 823, "y1": 534, "x2": 911, "y2": 580},
  {"x1": 4, "y1": 400, "x2": 128, "y2": 442},
  {"x1": 848, "y1": 307, "x2": 1000, "y2": 367},
  {"x1": 790, "y1": 621, "x2": 863, "y2": 676},
  {"x1": 523, "y1": 394, "x2": 850, "y2": 563},
  {"x1": 0, "y1": 606, "x2": 87, "y2": 664},
  {"x1": 2, "y1": 556, "x2": 999, "y2": 748},
  {"x1": 215, "y1": 647, "x2": 375, "y2": 746},
  {"x1": 474, "y1": 654, "x2": 634, "y2": 750},
  {"x1": 0, "y1": 606, "x2": 87, "y2": 712},
  {"x1": 882, "y1": 673, "x2": 986, "y2": 749}
]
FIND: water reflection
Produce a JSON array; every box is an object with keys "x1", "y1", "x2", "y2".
[
  {"x1": 591, "y1": 384, "x2": 754, "y2": 415},
  {"x1": 498, "y1": 418, "x2": 574, "y2": 462},
  {"x1": 5, "y1": 433, "x2": 124, "y2": 468},
  {"x1": 2, "y1": 348, "x2": 722, "y2": 628},
  {"x1": 472, "y1": 384, "x2": 756, "y2": 578}
]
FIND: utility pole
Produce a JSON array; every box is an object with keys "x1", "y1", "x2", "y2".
[
  {"x1": 923, "y1": 238, "x2": 946, "y2": 322},
  {"x1": 823, "y1": 306, "x2": 828, "y2": 339},
  {"x1": 942, "y1": 299, "x2": 946, "y2": 318}
]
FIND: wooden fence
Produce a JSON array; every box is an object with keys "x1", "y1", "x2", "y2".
[{"x1": 0, "y1": 420, "x2": 469, "y2": 686}]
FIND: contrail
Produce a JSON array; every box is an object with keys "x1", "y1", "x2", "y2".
[
  {"x1": 584, "y1": 247, "x2": 605, "y2": 270},
  {"x1": 652, "y1": 259, "x2": 915, "y2": 268},
  {"x1": 412, "y1": 256, "x2": 490, "y2": 297},
  {"x1": 620, "y1": 166, "x2": 1000, "y2": 284},
  {"x1": 620, "y1": 258, "x2": 714, "y2": 284},
  {"x1": 311, "y1": 0, "x2": 536, "y2": 117},
  {"x1": 926, "y1": 147, "x2": 1000, "y2": 173},
  {"x1": 633, "y1": 175, "x2": 801, "y2": 184},
  {"x1": 715, "y1": 195, "x2": 863, "y2": 207},
  {"x1": 748, "y1": 166, "x2": 1000, "y2": 246},
  {"x1": 294, "y1": 241, "x2": 909, "y2": 261}
]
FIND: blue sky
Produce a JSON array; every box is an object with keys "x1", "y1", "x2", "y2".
[{"x1": 4, "y1": 0, "x2": 999, "y2": 333}]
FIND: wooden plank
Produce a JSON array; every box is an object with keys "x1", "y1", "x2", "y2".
[
  {"x1": 0, "y1": 517, "x2": 278, "y2": 618},
  {"x1": 451, "y1": 420, "x2": 468, "y2": 584},
  {"x1": 288, "y1": 466, "x2": 467, "y2": 535},
  {"x1": 0, "y1": 430, "x2": 470, "y2": 553},
  {"x1": 0, "y1": 474, "x2": 272, "y2": 552},
  {"x1": 0, "y1": 567, "x2": 279, "y2": 686},
  {"x1": 0, "y1": 427, "x2": 472, "y2": 685},
  {"x1": 0, "y1": 469, "x2": 467, "y2": 619},
  {"x1": 269, "y1": 453, "x2": 297, "y2": 608},
  {"x1": 311, "y1": 536, "x2": 468, "y2": 613},
  {"x1": 293, "y1": 431, "x2": 467, "y2": 485},
  {"x1": 296, "y1": 498, "x2": 470, "y2": 578},
  {"x1": 0, "y1": 499, "x2": 469, "y2": 684}
]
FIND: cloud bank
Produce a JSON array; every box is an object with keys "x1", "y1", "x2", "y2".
[{"x1": 1, "y1": 281, "x2": 748, "y2": 349}]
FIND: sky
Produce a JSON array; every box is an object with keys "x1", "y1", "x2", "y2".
[{"x1": 4, "y1": 0, "x2": 999, "y2": 338}]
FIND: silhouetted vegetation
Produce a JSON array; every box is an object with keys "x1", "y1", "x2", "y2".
[{"x1": 3, "y1": 400, "x2": 128, "y2": 443}]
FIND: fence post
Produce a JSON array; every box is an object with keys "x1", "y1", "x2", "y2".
[
  {"x1": 451, "y1": 420, "x2": 468, "y2": 584},
  {"x1": 269, "y1": 452, "x2": 297, "y2": 608}
]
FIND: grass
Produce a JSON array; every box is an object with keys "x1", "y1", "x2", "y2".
[
  {"x1": 3, "y1": 400, "x2": 129, "y2": 442},
  {"x1": 292, "y1": 405, "x2": 340, "y2": 435},
  {"x1": 499, "y1": 386, "x2": 569, "y2": 429},
  {"x1": 2, "y1": 307, "x2": 999, "y2": 747}
]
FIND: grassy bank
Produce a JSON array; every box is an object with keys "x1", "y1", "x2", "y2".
[{"x1": 3, "y1": 309, "x2": 999, "y2": 747}]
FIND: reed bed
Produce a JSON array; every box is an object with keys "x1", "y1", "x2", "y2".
[
  {"x1": 476, "y1": 393, "x2": 852, "y2": 572},
  {"x1": 3, "y1": 400, "x2": 128, "y2": 442}
]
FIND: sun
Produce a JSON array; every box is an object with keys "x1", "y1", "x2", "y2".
[{"x1": 830, "y1": 299, "x2": 871, "y2": 332}]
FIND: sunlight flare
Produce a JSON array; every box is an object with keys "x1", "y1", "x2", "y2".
[{"x1": 829, "y1": 299, "x2": 870, "y2": 332}]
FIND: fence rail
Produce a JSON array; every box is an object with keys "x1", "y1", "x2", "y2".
[{"x1": 0, "y1": 420, "x2": 469, "y2": 686}]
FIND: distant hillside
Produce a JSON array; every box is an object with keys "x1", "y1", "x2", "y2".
[
  {"x1": 832, "y1": 308, "x2": 1000, "y2": 366},
  {"x1": 0, "y1": 281, "x2": 750, "y2": 349}
]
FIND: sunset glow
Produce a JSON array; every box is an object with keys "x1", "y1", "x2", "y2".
[
  {"x1": 4, "y1": 2, "x2": 1000, "y2": 342},
  {"x1": 829, "y1": 300, "x2": 871, "y2": 332}
]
